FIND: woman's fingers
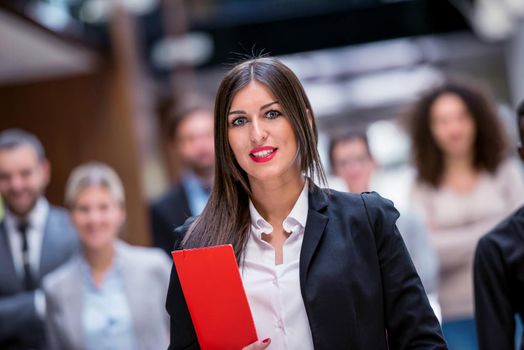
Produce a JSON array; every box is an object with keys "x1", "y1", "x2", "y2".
[{"x1": 242, "y1": 338, "x2": 271, "y2": 350}]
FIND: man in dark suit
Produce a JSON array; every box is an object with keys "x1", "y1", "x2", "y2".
[
  {"x1": 474, "y1": 100, "x2": 524, "y2": 350},
  {"x1": 150, "y1": 98, "x2": 214, "y2": 255},
  {"x1": 0, "y1": 129, "x2": 78, "y2": 350}
]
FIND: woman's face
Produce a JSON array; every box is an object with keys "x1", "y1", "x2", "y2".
[
  {"x1": 429, "y1": 93, "x2": 476, "y2": 159},
  {"x1": 227, "y1": 81, "x2": 300, "y2": 185},
  {"x1": 71, "y1": 185, "x2": 125, "y2": 252}
]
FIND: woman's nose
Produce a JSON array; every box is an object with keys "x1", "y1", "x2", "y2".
[{"x1": 250, "y1": 118, "x2": 268, "y2": 144}]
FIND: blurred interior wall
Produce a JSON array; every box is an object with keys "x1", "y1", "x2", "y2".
[{"x1": 0, "y1": 65, "x2": 151, "y2": 246}]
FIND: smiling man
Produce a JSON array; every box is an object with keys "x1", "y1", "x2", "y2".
[{"x1": 0, "y1": 129, "x2": 78, "y2": 350}]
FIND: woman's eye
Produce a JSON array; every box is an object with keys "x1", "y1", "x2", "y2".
[
  {"x1": 266, "y1": 110, "x2": 281, "y2": 119},
  {"x1": 231, "y1": 117, "x2": 247, "y2": 127}
]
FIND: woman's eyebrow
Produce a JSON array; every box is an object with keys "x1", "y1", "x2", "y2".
[
  {"x1": 228, "y1": 100, "x2": 279, "y2": 116},
  {"x1": 260, "y1": 100, "x2": 279, "y2": 110}
]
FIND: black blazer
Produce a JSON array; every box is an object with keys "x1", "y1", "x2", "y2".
[
  {"x1": 166, "y1": 186, "x2": 446, "y2": 349},
  {"x1": 150, "y1": 184, "x2": 193, "y2": 255},
  {"x1": 474, "y1": 205, "x2": 524, "y2": 350}
]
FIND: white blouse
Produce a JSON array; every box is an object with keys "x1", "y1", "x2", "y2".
[{"x1": 240, "y1": 183, "x2": 314, "y2": 350}]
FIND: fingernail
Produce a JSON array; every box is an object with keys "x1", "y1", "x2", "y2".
[{"x1": 262, "y1": 338, "x2": 270, "y2": 343}]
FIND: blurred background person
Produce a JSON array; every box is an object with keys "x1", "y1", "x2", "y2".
[
  {"x1": 0, "y1": 129, "x2": 78, "y2": 350},
  {"x1": 329, "y1": 130, "x2": 441, "y2": 321},
  {"x1": 150, "y1": 96, "x2": 215, "y2": 255},
  {"x1": 43, "y1": 162, "x2": 171, "y2": 350},
  {"x1": 474, "y1": 99, "x2": 524, "y2": 350},
  {"x1": 407, "y1": 80, "x2": 524, "y2": 350}
]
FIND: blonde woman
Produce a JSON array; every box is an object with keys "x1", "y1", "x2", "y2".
[{"x1": 43, "y1": 162, "x2": 171, "y2": 350}]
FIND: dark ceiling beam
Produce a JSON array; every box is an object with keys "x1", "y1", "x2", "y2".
[{"x1": 184, "y1": 0, "x2": 470, "y2": 67}]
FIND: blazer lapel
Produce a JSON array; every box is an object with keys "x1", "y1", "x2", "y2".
[
  {"x1": 299, "y1": 185, "x2": 329, "y2": 288},
  {"x1": 0, "y1": 220, "x2": 22, "y2": 291},
  {"x1": 39, "y1": 209, "x2": 58, "y2": 278},
  {"x1": 118, "y1": 242, "x2": 147, "y2": 349},
  {"x1": 58, "y1": 258, "x2": 85, "y2": 349}
]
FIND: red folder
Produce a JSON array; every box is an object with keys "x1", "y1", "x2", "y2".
[{"x1": 172, "y1": 245, "x2": 258, "y2": 350}]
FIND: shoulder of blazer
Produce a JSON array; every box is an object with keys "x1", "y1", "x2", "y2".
[
  {"x1": 42, "y1": 254, "x2": 80, "y2": 294},
  {"x1": 47, "y1": 205, "x2": 77, "y2": 236},
  {"x1": 310, "y1": 186, "x2": 371, "y2": 220},
  {"x1": 358, "y1": 191, "x2": 401, "y2": 248},
  {"x1": 151, "y1": 185, "x2": 190, "y2": 213},
  {"x1": 476, "y1": 205, "x2": 524, "y2": 265},
  {"x1": 319, "y1": 187, "x2": 364, "y2": 209},
  {"x1": 359, "y1": 191, "x2": 399, "y2": 222},
  {"x1": 117, "y1": 240, "x2": 171, "y2": 271},
  {"x1": 173, "y1": 216, "x2": 198, "y2": 247},
  {"x1": 318, "y1": 189, "x2": 400, "y2": 238}
]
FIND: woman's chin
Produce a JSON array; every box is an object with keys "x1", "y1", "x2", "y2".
[{"x1": 81, "y1": 239, "x2": 114, "y2": 253}]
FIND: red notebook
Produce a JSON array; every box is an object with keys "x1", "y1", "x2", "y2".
[{"x1": 172, "y1": 244, "x2": 258, "y2": 350}]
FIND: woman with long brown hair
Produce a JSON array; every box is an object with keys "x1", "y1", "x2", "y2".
[
  {"x1": 166, "y1": 57, "x2": 446, "y2": 349},
  {"x1": 407, "y1": 80, "x2": 524, "y2": 350}
]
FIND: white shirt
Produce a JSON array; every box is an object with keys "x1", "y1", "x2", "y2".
[
  {"x1": 241, "y1": 183, "x2": 314, "y2": 350},
  {"x1": 4, "y1": 197, "x2": 49, "y2": 278}
]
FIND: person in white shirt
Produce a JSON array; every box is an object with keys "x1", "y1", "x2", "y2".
[
  {"x1": 166, "y1": 57, "x2": 446, "y2": 350},
  {"x1": 0, "y1": 129, "x2": 77, "y2": 350}
]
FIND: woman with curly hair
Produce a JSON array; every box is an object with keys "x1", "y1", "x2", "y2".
[{"x1": 407, "y1": 80, "x2": 524, "y2": 349}]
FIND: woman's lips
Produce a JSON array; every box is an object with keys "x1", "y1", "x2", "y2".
[{"x1": 250, "y1": 146, "x2": 278, "y2": 163}]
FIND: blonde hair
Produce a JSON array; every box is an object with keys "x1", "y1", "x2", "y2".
[{"x1": 65, "y1": 162, "x2": 125, "y2": 208}]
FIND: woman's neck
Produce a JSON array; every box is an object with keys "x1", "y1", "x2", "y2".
[
  {"x1": 83, "y1": 243, "x2": 115, "y2": 277},
  {"x1": 249, "y1": 173, "x2": 306, "y2": 226},
  {"x1": 441, "y1": 152, "x2": 480, "y2": 193},
  {"x1": 444, "y1": 152, "x2": 475, "y2": 175}
]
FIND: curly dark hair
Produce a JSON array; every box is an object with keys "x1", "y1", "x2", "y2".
[{"x1": 406, "y1": 79, "x2": 508, "y2": 187}]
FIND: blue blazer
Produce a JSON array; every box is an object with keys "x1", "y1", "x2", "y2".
[
  {"x1": 166, "y1": 186, "x2": 447, "y2": 349},
  {"x1": 0, "y1": 205, "x2": 78, "y2": 350}
]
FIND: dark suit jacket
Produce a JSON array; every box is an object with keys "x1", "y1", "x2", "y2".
[
  {"x1": 0, "y1": 204, "x2": 78, "y2": 350},
  {"x1": 150, "y1": 184, "x2": 192, "y2": 255},
  {"x1": 474, "y1": 205, "x2": 524, "y2": 350},
  {"x1": 166, "y1": 187, "x2": 446, "y2": 349}
]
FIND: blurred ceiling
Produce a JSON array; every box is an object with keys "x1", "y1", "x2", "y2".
[
  {"x1": 194, "y1": 30, "x2": 507, "y2": 126},
  {"x1": 0, "y1": 0, "x2": 470, "y2": 74},
  {"x1": 0, "y1": 7, "x2": 98, "y2": 85}
]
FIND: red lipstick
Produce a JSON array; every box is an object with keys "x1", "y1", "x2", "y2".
[{"x1": 249, "y1": 146, "x2": 277, "y2": 163}]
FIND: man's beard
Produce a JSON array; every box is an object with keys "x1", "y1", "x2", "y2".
[{"x1": 4, "y1": 191, "x2": 40, "y2": 219}]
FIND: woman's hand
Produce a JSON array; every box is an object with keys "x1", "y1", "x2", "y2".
[{"x1": 242, "y1": 338, "x2": 271, "y2": 350}]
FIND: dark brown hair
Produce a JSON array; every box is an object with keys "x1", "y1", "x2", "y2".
[
  {"x1": 406, "y1": 79, "x2": 508, "y2": 187},
  {"x1": 182, "y1": 57, "x2": 327, "y2": 260}
]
